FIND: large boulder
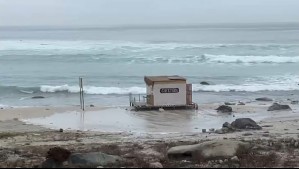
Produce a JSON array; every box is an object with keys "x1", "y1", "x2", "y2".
[
  {"x1": 68, "y1": 152, "x2": 122, "y2": 167},
  {"x1": 200, "y1": 81, "x2": 210, "y2": 85},
  {"x1": 255, "y1": 97, "x2": 273, "y2": 101},
  {"x1": 41, "y1": 147, "x2": 71, "y2": 168},
  {"x1": 167, "y1": 140, "x2": 249, "y2": 160},
  {"x1": 267, "y1": 103, "x2": 292, "y2": 111},
  {"x1": 216, "y1": 105, "x2": 232, "y2": 113},
  {"x1": 231, "y1": 118, "x2": 262, "y2": 130}
]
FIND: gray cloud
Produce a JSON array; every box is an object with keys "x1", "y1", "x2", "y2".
[{"x1": 0, "y1": 0, "x2": 298, "y2": 26}]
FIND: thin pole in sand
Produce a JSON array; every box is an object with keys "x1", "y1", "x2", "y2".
[{"x1": 79, "y1": 77, "x2": 85, "y2": 111}]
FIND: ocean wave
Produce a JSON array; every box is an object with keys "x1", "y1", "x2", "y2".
[
  {"x1": 19, "y1": 90, "x2": 34, "y2": 94},
  {"x1": 0, "y1": 82, "x2": 298, "y2": 96},
  {"x1": 40, "y1": 81, "x2": 298, "y2": 94},
  {"x1": 40, "y1": 85, "x2": 146, "y2": 94},
  {"x1": 1, "y1": 40, "x2": 298, "y2": 51},
  {"x1": 193, "y1": 83, "x2": 299, "y2": 92},
  {"x1": 202, "y1": 54, "x2": 299, "y2": 64}
]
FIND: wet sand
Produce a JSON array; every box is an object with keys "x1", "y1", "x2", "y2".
[{"x1": 1, "y1": 101, "x2": 298, "y2": 134}]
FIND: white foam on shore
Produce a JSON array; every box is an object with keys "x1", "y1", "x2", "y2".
[
  {"x1": 40, "y1": 85, "x2": 146, "y2": 94},
  {"x1": 203, "y1": 54, "x2": 299, "y2": 64},
  {"x1": 40, "y1": 81, "x2": 298, "y2": 94},
  {"x1": 0, "y1": 104, "x2": 9, "y2": 109}
]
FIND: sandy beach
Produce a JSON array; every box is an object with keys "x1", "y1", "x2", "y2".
[{"x1": 1, "y1": 99, "x2": 299, "y2": 167}]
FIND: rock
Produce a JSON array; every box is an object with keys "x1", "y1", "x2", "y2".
[
  {"x1": 232, "y1": 164, "x2": 240, "y2": 168},
  {"x1": 59, "y1": 128, "x2": 63, "y2": 133},
  {"x1": 216, "y1": 105, "x2": 232, "y2": 113},
  {"x1": 47, "y1": 147, "x2": 71, "y2": 163},
  {"x1": 32, "y1": 96, "x2": 45, "y2": 99},
  {"x1": 255, "y1": 97, "x2": 273, "y2": 101},
  {"x1": 213, "y1": 164, "x2": 221, "y2": 168},
  {"x1": 53, "y1": 135, "x2": 62, "y2": 141},
  {"x1": 158, "y1": 108, "x2": 165, "y2": 112},
  {"x1": 97, "y1": 166, "x2": 104, "y2": 168},
  {"x1": 123, "y1": 153, "x2": 136, "y2": 159},
  {"x1": 221, "y1": 127, "x2": 230, "y2": 133},
  {"x1": 167, "y1": 140, "x2": 249, "y2": 160},
  {"x1": 209, "y1": 128, "x2": 215, "y2": 132},
  {"x1": 262, "y1": 125, "x2": 273, "y2": 128},
  {"x1": 218, "y1": 160, "x2": 223, "y2": 164},
  {"x1": 202, "y1": 129, "x2": 207, "y2": 133},
  {"x1": 200, "y1": 81, "x2": 210, "y2": 85},
  {"x1": 267, "y1": 103, "x2": 292, "y2": 111},
  {"x1": 215, "y1": 129, "x2": 224, "y2": 134},
  {"x1": 231, "y1": 156, "x2": 239, "y2": 162},
  {"x1": 223, "y1": 122, "x2": 232, "y2": 129},
  {"x1": 295, "y1": 142, "x2": 299, "y2": 148},
  {"x1": 231, "y1": 118, "x2": 262, "y2": 130},
  {"x1": 41, "y1": 158, "x2": 63, "y2": 168},
  {"x1": 291, "y1": 101, "x2": 299, "y2": 105},
  {"x1": 243, "y1": 133, "x2": 253, "y2": 136},
  {"x1": 149, "y1": 162, "x2": 163, "y2": 168},
  {"x1": 90, "y1": 104, "x2": 95, "y2": 107},
  {"x1": 68, "y1": 152, "x2": 122, "y2": 167},
  {"x1": 225, "y1": 102, "x2": 236, "y2": 106},
  {"x1": 238, "y1": 101, "x2": 245, "y2": 105}
]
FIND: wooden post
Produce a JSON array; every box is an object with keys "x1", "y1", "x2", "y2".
[
  {"x1": 79, "y1": 77, "x2": 85, "y2": 111},
  {"x1": 129, "y1": 93, "x2": 132, "y2": 106}
]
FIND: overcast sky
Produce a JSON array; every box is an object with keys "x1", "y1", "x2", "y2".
[{"x1": 0, "y1": 0, "x2": 298, "y2": 27}]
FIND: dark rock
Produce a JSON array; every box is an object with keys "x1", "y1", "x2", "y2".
[
  {"x1": 32, "y1": 96, "x2": 45, "y2": 99},
  {"x1": 216, "y1": 105, "x2": 232, "y2": 113},
  {"x1": 68, "y1": 152, "x2": 122, "y2": 167},
  {"x1": 200, "y1": 81, "x2": 210, "y2": 85},
  {"x1": 255, "y1": 97, "x2": 273, "y2": 101},
  {"x1": 0, "y1": 107, "x2": 3, "y2": 109},
  {"x1": 267, "y1": 103, "x2": 292, "y2": 111},
  {"x1": 225, "y1": 102, "x2": 236, "y2": 106},
  {"x1": 41, "y1": 158, "x2": 63, "y2": 168},
  {"x1": 243, "y1": 133, "x2": 253, "y2": 136},
  {"x1": 231, "y1": 118, "x2": 262, "y2": 130},
  {"x1": 222, "y1": 122, "x2": 232, "y2": 128},
  {"x1": 90, "y1": 104, "x2": 95, "y2": 107},
  {"x1": 59, "y1": 129, "x2": 64, "y2": 133},
  {"x1": 262, "y1": 125, "x2": 273, "y2": 128},
  {"x1": 202, "y1": 129, "x2": 207, "y2": 133},
  {"x1": 47, "y1": 147, "x2": 71, "y2": 163},
  {"x1": 291, "y1": 101, "x2": 299, "y2": 105}
]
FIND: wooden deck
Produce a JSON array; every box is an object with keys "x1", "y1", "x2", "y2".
[{"x1": 131, "y1": 101, "x2": 198, "y2": 111}]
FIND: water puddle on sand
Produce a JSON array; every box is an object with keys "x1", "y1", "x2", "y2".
[{"x1": 22, "y1": 108, "x2": 273, "y2": 133}]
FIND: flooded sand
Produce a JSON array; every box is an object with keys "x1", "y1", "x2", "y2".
[{"x1": 21, "y1": 105, "x2": 282, "y2": 133}]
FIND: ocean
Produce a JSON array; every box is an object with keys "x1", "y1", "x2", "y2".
[{"x1": 0, "y1": 23, "x2": 298, "y2": 107}]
